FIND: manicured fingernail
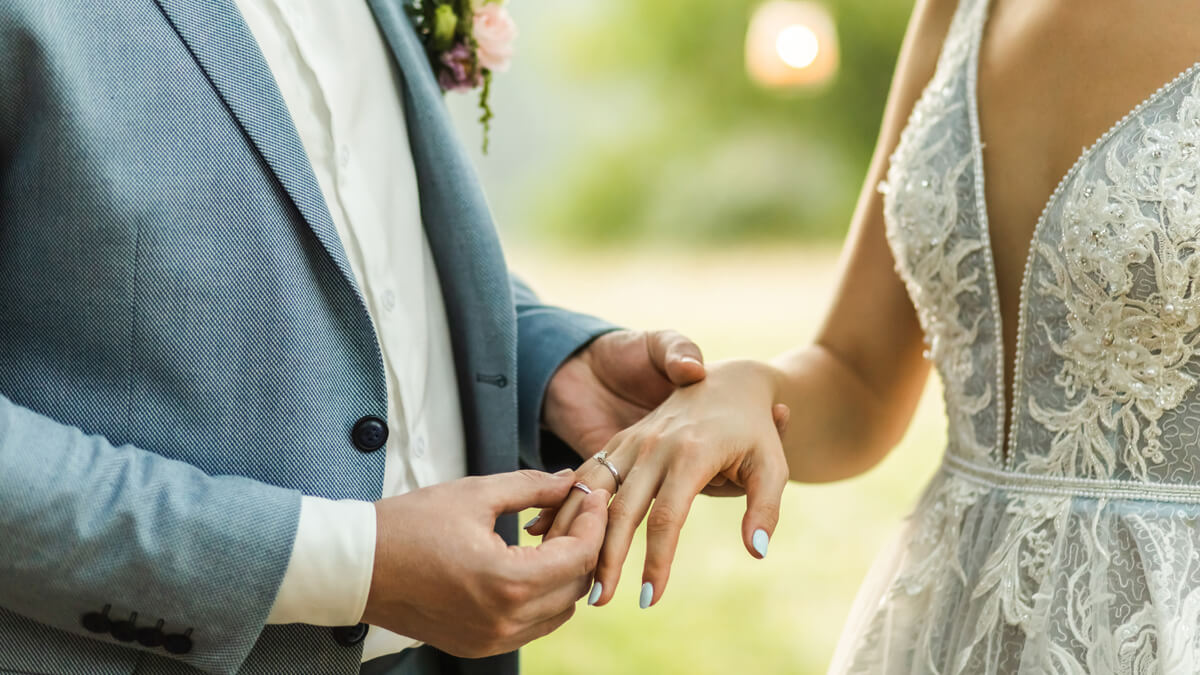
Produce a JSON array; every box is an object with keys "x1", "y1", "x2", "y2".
[
  {"x1": 554, "y1": 469, "x2": 573, "y2": 476},
  {"x1": 639, "y1": 582, "x2": 654, "y2": 609},
  {"x1": 753, "y1": 529, "x2": 770, "y2": 558},
  {"x1": 523, "y1": 515, "x2": 540, "y2": 530},
  {"x1": 680, "y1": 356, "x2": 702, "y2": 366},
  {"x1": 588, "y1": 581, "x2": 603, "y2": 606}
]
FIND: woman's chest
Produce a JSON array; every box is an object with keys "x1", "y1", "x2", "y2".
[{"x1": 977, "y1": 0, "x2": 1200, "y2": 305}]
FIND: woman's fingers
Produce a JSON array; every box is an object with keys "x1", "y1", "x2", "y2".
[
  {"x1": 544, "y1": 456, "x2": 621, "y2": 540},
  {"x1": 589, "y1": 452, "x2": 662, "y2": 606},
  {"x1": 523, "y1": 507, "x2": 556, "y2": 536},
  {"x1": 772, "y1": 403, "x2": 791, "y2": 434},
  {"x1": 638, "y1": 460, "x2": 714, "y2": 609},
  {"x1": 543, "y1": 490, "x2": 585, "y2": 540},
  {"x1": 701, "y1": 482, "x2": 748, "y2": 497},
  {"x1": 740, "y1": 435, "x2": 789, "y2": 559}
]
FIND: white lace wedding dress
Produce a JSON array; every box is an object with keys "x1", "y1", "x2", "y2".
[{"x1": 828, "y1": 0, "x2": 1200, "y2": 672}]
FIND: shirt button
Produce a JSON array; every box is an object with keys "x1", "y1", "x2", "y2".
[
  {"x1": 337, "y1": 145, "x2": 351, "y2": 170},
  {"x1": 381, "y1": 289, "x2": 396, "y2": 312},
  {"x1": 332, "y1": 623, "x2": 369, "y2": 647},
  {"x1": 413, "y1": 435, "x2": 427, "y2": 459}
]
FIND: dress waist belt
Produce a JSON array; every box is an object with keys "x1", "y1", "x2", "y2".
[{"x1": 943, "y1": 452, "x2": 1200, "y2": 504}]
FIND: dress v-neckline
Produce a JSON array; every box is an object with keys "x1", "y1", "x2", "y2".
[{"x1": 964, "y1": 0, "x2": 1200, "y2": 469}]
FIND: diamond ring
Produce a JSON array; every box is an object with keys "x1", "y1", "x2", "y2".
[{"x1": 593, "y1": 451, "x2": 623, "y2": 490}]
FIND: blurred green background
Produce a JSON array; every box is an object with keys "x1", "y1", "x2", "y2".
[
  {"x1": 443, "y1": 1, "x2": 948, "y2": 672},
  {"x1": 451, "y1": 0, "x2": 915, "y2": 246}
]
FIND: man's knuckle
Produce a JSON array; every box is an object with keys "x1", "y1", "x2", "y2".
[
  {"x1": 558, "y1": 605, "x2": 576, "y2": 626},
  {"x1": 515, "y1": 469, "x2": 545, "y2": 483},
  {"x1": 495, "y1": 618, "x2": 521, "y2": 642},
  {"x1": 493, "y1": 578, "x2": 525, "y2": 608}
]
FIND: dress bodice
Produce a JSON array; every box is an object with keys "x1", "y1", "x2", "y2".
[
  {"x1": 883, "y1": 0, "x2": 1200, "y2": 488},
  {"x1": 832, "y1": 0, "x2": 1200, "y2": 672}
]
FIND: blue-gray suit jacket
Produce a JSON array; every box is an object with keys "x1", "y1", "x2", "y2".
[{"x1": 0, "y1": 1, "x2": 614, "y2": 673}]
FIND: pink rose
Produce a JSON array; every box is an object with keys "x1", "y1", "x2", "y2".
[{"x1": 472, "y1": 4, "x2": 517, "y2": 72}]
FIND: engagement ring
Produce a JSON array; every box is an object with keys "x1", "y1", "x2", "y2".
[{"x1": 593, "y1": 451, "x2": 622, "y2": 490}]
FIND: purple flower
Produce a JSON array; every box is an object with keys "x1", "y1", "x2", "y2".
[{"x1": 437, "y1": 43, "x2": 483, "y2": 92}]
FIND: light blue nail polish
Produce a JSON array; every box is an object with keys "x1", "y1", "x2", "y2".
[
  {"x1": 588, "y1": 582, "x2": 603, "y2": 606},
  {"x1": 639, "y1": 582, "x2": 654, "y2": 609},
  {"x1": 753, "y1": 529, "x2": 770, "y2": 558},
  {"x1": 523, "y1": 515, "x2": 540, "y2": 530}
]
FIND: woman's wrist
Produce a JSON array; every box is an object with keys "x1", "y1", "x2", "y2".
[{"x1": 707, "y1": 358, "x2": 787, "y2": 406}]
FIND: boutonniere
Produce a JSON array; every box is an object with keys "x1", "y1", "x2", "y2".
[{"x1": 407, "y1": 0, "x2": 517, "y2": 153}]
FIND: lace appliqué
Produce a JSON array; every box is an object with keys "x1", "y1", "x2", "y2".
[
  {"x1": 1021, "y1": 75, "x2": 1200, "y2": 482},
  {"x1": 880, "y1": 0, "x2": 998, "y2": 466},
  {"x1": 883, "y1": 147, "x2": 994, "y2": 464}
]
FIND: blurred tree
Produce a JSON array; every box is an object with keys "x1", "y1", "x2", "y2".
[{"x1": 528, "y1": 0, "x2": 915, "y2": 245}]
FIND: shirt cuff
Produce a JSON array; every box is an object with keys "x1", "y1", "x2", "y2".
[{"x1": 266, "y1": 495, "x2": 376, "y2": 626}]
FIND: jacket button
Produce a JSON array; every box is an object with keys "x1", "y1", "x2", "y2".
[
  {"x1": 332, "y1": 623, "x2": 369, "y2": 647},
  {"x1": 110, "y1": 619, "x2": 137, "y2": 643},
  {"x1": 81, "y1": 607, "x2": 111, "y2": 634},
  {"x1": 163, "y1": 630, "x2": 193, "y2": 655},
  {"x1": 137, "y1": 620, "x2": 165, "y2": 648},
  {"x1": 351, "y1": 417, "x2": 387, "y2": 452}
]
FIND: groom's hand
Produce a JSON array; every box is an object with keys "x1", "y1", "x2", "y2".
[
  {"x1": 543, "y1": 329, "x2": 707, "y2": 457},
  {"x1": 362, "y1": 470, "x2": 609, "y2": 657}
]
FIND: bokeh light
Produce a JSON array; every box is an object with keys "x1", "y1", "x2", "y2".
[
  {"x1": 746, "y1": 1, "x2": 839, "y2": 90},
  {"x1": 777, "y1": 24, "x2": 820, "y2": 69}
]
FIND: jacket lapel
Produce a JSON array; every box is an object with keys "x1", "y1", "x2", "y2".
[
  {"x1": 366, "y1": 0, "x2": 520, "y2": 477},
  {"x1": 364, "y1": 0, "x2": 509, "y2": 281},
  {"x1": 150, "y1": 0, "x2": 362, "y2": 298}
]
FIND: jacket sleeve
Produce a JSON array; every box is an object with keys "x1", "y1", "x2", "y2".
[
  {"x1": 511, "y1": 275, "x2": 620, "y2": 473},
  {"x1": 0, "y1": 393, "x2": 302, "y2": 674}
]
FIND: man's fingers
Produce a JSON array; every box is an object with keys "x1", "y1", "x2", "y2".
[
  {"x1": 506, "y1": 605, "x2": 577, "y2": 653},
  {"x1": 646, "y1": 329, "x2": 706, "y2": 386},
  {"x1": 563, "y1": 487, "x2": 610, "y2": 550},
  {"x1": 741, "y1": 440, "x2": 789, "y2": 559},
  {"x1": 483, "y1": 469, "x2": 574, "y2": 516},
  {"x1": 639, "y1": 466, "x2": 710, "y2": 609},
  {"x1": 509, "y1": 563, "x2": 593, "y2": 628},
  {"x1": 530, "y1": 488, "x2": 610, "y2": 582}
]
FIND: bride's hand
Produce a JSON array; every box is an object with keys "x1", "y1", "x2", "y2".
[{"x1": 527, "y1": 359, "x2": 790, "y2": 608}]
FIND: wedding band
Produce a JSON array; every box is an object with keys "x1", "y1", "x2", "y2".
[
  {"x1": 572, "y1": 481, "x2": 593, "y2": 495},
  {"x1": 593, "y1": 451, "x2": 623, "y2": 490}
]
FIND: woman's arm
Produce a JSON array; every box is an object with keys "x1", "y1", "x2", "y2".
[
  {"x1": 536, "y1": 0, "x2": 962, "y2": 609},
  {"x1": 771, "y1": 0, "x2": 960, "y2": 482}
]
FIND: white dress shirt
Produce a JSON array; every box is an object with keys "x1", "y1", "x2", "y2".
[{"x1": 233, "y1": 0, "x2": 468, "y2": 661}]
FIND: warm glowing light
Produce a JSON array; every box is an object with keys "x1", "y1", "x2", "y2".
[
  {"x1": 776, "y1": 25, "x2": 819, "y2": 69},
  {"x1": 746, "y1": 1, "x2": 839, "y2": 90}
]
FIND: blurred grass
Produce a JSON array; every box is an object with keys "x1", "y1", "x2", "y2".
[{"x1": 509, "y1": 243, "x2": 946, "y2": 675}]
